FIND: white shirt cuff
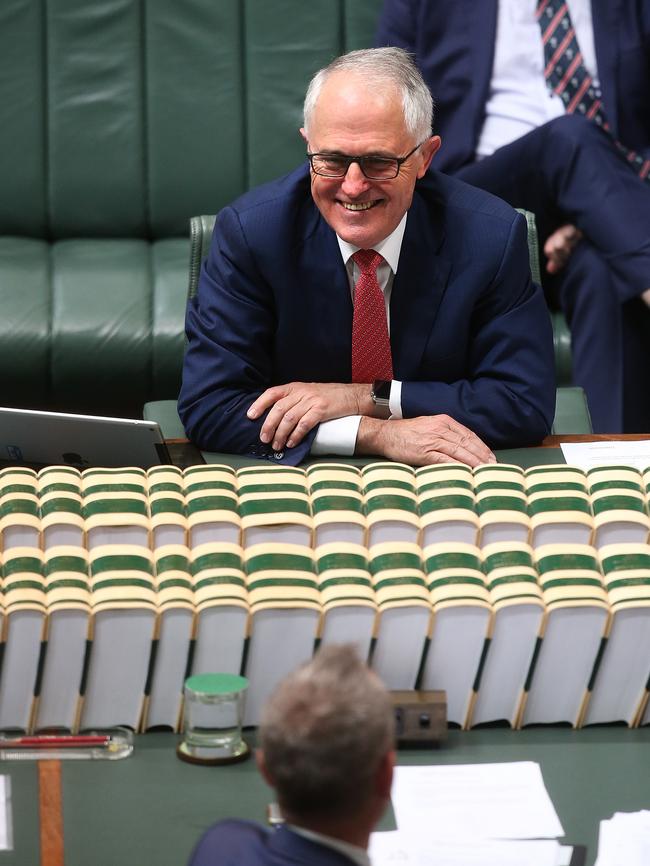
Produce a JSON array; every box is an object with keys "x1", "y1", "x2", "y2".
[
  {"x1": 311, "y1": 416, "x2": 362, "y2": 456},
  {"x1": 389, "y1": 380, "x2": 403, "y2": 419}
]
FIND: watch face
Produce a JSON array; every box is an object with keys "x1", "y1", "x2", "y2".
[{"x1": 372, "y1": 380, "x2": 392, "y2": 402}]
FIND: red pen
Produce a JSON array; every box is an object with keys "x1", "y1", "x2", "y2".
[
  {"x1": 0, "y1": 735, "x2": 110, "y2": 749},
  {"x1": 0, "y1": 730, "x2": 133, "y2": 761}
]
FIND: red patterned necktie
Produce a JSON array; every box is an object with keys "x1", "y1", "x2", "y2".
[
  {"x1": 351, "y1": 249, "x2": 394, "y2": 383},
  {"x1": 536, "y1": 0, "x2": 650, "y2": 182}
]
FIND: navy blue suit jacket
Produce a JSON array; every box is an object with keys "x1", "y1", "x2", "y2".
[
  {"x1": 377, "y1": 0, "x2": 650, "y2": 173},
  {"x1": 188, "y1": 820, "x2": 360, "y2": 866},
  {"x1": 178, "y1": 164, "x2": 555, "y2": 465}
]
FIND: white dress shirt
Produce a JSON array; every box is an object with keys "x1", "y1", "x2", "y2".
[
  {"x1": 288, "y1": 824, "x2": 371, "y2": 866},
  {"x1": 310, "y1": 213, "x2": 407, "y2": 456},
  {"x1": 477, "y1": 0, "x2": 599, "y2": 158}
]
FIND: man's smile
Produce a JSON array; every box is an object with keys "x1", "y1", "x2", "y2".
[{"x1": 339, "y1": 200, "x2": 381, "y2": 211}]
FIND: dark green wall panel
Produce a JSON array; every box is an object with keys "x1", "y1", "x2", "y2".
[
  {"x1": 47, "y1": 0, "x2": 147, "y2": 237},
  {"x1": 245, "y1": 0, "x2": 343, "y2": 187},
  {"x1": 0, "y1": 0, "x2": 47, "y2": 236},
  {"x1": 0, "y1": 0, "x2": 385, "y2": 240},
  {"x1": 345, "y1": 0, "x2": 382, "y2": 51},
  {"x1": 146, "y1": 0, "x2": 246, "y2": 237}
]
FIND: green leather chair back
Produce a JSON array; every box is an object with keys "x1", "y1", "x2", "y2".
[
  {"x1": 516, "y1": 209, "x2": 572, "y2": 386},
  {"x1": 188, "y1": 216, "x2": 217, "y2": 302}
]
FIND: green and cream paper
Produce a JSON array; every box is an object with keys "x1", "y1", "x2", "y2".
[{"x1": 0, "y1": 460, "x2": 648, "y2": 733}]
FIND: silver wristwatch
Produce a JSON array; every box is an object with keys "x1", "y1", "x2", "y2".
[{"x1": 371, "y1": 379, "x2": 392, "y2": 419}]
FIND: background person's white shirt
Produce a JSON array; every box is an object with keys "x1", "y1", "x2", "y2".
[{"x1": 477, "y1": 0, "x2": 599, "y2": 158}]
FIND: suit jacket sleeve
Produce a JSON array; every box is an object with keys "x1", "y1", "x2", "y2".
[
  {"x1": 178, "y1": 205, "x2": 316, "y2": 466},
  {"x1": 398, "y1": 209, "x2": 555, "y2": 447}
]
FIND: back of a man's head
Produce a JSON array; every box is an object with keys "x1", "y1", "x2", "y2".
[{"x1": 259, "y1": 644, "x2": 395, "y2": 824}]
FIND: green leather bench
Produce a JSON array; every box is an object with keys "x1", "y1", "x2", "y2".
[
  {"x1": 0, "y1": 0, "x2": 574, "y2": 420},
  {"x1": 0, "y1": 0, "x2": 384, "y2": 417}
]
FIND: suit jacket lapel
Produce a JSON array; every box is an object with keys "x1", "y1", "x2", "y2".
[
  {"x1": 466, "y1": 0, "x2": 498, "y2": 143},
  {"x1": 300, "y1": 211, "x2": 353, "y2": 380},
  {"x1": 298, "y1": 192, "x2": 451, "y2": 383},
  {"x1": 591, "y1": 0, "x2": 622, "y2": 136},
  {"x1": 390, "y1": 186, "x2": 451, "y2": 379}
]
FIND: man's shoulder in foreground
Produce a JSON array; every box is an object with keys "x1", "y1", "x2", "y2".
[{"x1": 188, "y1": 819, "x2": 359, "y2": 866}]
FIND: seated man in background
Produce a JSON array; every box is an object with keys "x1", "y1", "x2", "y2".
[
  {"x1": 188, "y1": 644, "x2": 395, "y2": 866},
  {"x1": 377, "y1": 0, "x2": 650, "y2": 433},
  {"x1": 179, "y1": 47, "x2": 555, "y2": 467}
]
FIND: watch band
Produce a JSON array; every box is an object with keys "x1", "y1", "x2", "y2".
[{"x1": 371, "y1": 380, "x2": 392, "y2": 419}]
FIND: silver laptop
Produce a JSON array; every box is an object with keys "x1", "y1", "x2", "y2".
[{"x1": 0, "y1": 407, "x2": 171, "y2": 469}]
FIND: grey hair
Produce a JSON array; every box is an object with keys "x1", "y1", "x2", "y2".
[
  {"x1": 303, "y1": 47, "x2": 434, "y2": 143},
  {"x1": 259, "y1": 644, "x2": 395, "y2": 821}
]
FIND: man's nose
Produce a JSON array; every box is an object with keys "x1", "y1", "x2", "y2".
[{"x1": 340, "y1": 160, "x2": 370, "y2": 196}]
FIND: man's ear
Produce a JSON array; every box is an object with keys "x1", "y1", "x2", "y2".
[
  {"x1": 417, "y1": 135, "x2": 442, "y2": 178},
  {"x1": 375, "y1": 749, "x2": 395, "y2": 801},
  {"x1": 299, "y1": 127, "x2": 308, "y2": 145},
  {"x1": 256, "y1": 748, "x2": 275, "y2": 789}
]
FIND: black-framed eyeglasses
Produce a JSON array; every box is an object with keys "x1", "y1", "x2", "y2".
[{"x1": 306, "y1": 140, "x2": 427, "y2": 180}]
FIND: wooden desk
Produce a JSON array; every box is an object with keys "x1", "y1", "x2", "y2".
[
  {"x1": 542, "y1": 434, "x2": 650, "y2": 447},
  {"x1": 5, "y1": 727, "x2": 649, "y2": 866},
  {"x1": 165, "y1": 438, "x2": 205, "y2": 469},
  {"x1": 167, "y1": 434, "x2": 650, "y2": 471}
]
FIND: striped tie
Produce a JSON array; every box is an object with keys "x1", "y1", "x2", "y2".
[
  {"x1": 351, "y1": 249, "x2": 393, "y2": 383},
  {"x1": 536, "y1": 0, "x2": 650, "y2": 182}
]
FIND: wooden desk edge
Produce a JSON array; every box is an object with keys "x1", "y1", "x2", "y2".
[
  {"x1": 542, "y1": 433, "x2": 650, "y2": 447},
  {"x1": 166, "y1": 434, "x2": 650, "y2": 468}
]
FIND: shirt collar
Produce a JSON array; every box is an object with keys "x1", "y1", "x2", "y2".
[
  {"x1": 287, "y1": 824, "x2": 371, "y2": 866},
  {"x1": 336, "y1": 213, "x2": 407, "y2": 274}
]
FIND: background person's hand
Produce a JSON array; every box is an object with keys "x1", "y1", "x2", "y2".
[
  {"x1": 544, "y1": 224, "x2": 583, "y2": 275},
  {"x1": 357, "y1": 414, "x2": 496, "y2": 467},
  {"x1": 247, "y1": 382, "x2": 371, "y2": 451}
]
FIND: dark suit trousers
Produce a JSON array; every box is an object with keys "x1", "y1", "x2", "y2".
[{"x1": 455, "y1": 114, "x2": 650, "y2": 432}]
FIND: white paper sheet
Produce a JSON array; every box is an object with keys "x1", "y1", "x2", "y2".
[
  {"x1": 557, "y1": 845, "x2": 573, "y2": 866},
  {"x1": 369, "y1": 831, "x2": 564, "y2": 866},
  {"x1": 391, "y1": 762, "x2": 564, "y2": 840},
  {"x1": 557, "y1": 846, "x2": 575, "y2": 866},
  {"x1": 559, "y1": 440, "x2": 650, "y2": 471},
  {"x1": 0, "y1": 776, "x2": 10, "y2": 850},
  {"x1": 594, "y1": 810, "x2": 650, "y2": 866}
]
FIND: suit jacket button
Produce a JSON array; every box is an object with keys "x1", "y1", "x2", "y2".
[{"x1": 273, "y1": 451, "x2": 284, "y2": 460}]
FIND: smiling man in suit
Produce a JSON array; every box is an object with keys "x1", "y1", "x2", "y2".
[{"x1": 179, "y1": 47, "x2": 555, "y2": 466}]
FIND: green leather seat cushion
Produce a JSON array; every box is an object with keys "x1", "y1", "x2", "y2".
[{"x1": 0, "y1": 236, "x2": 187, "y2": 415}]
